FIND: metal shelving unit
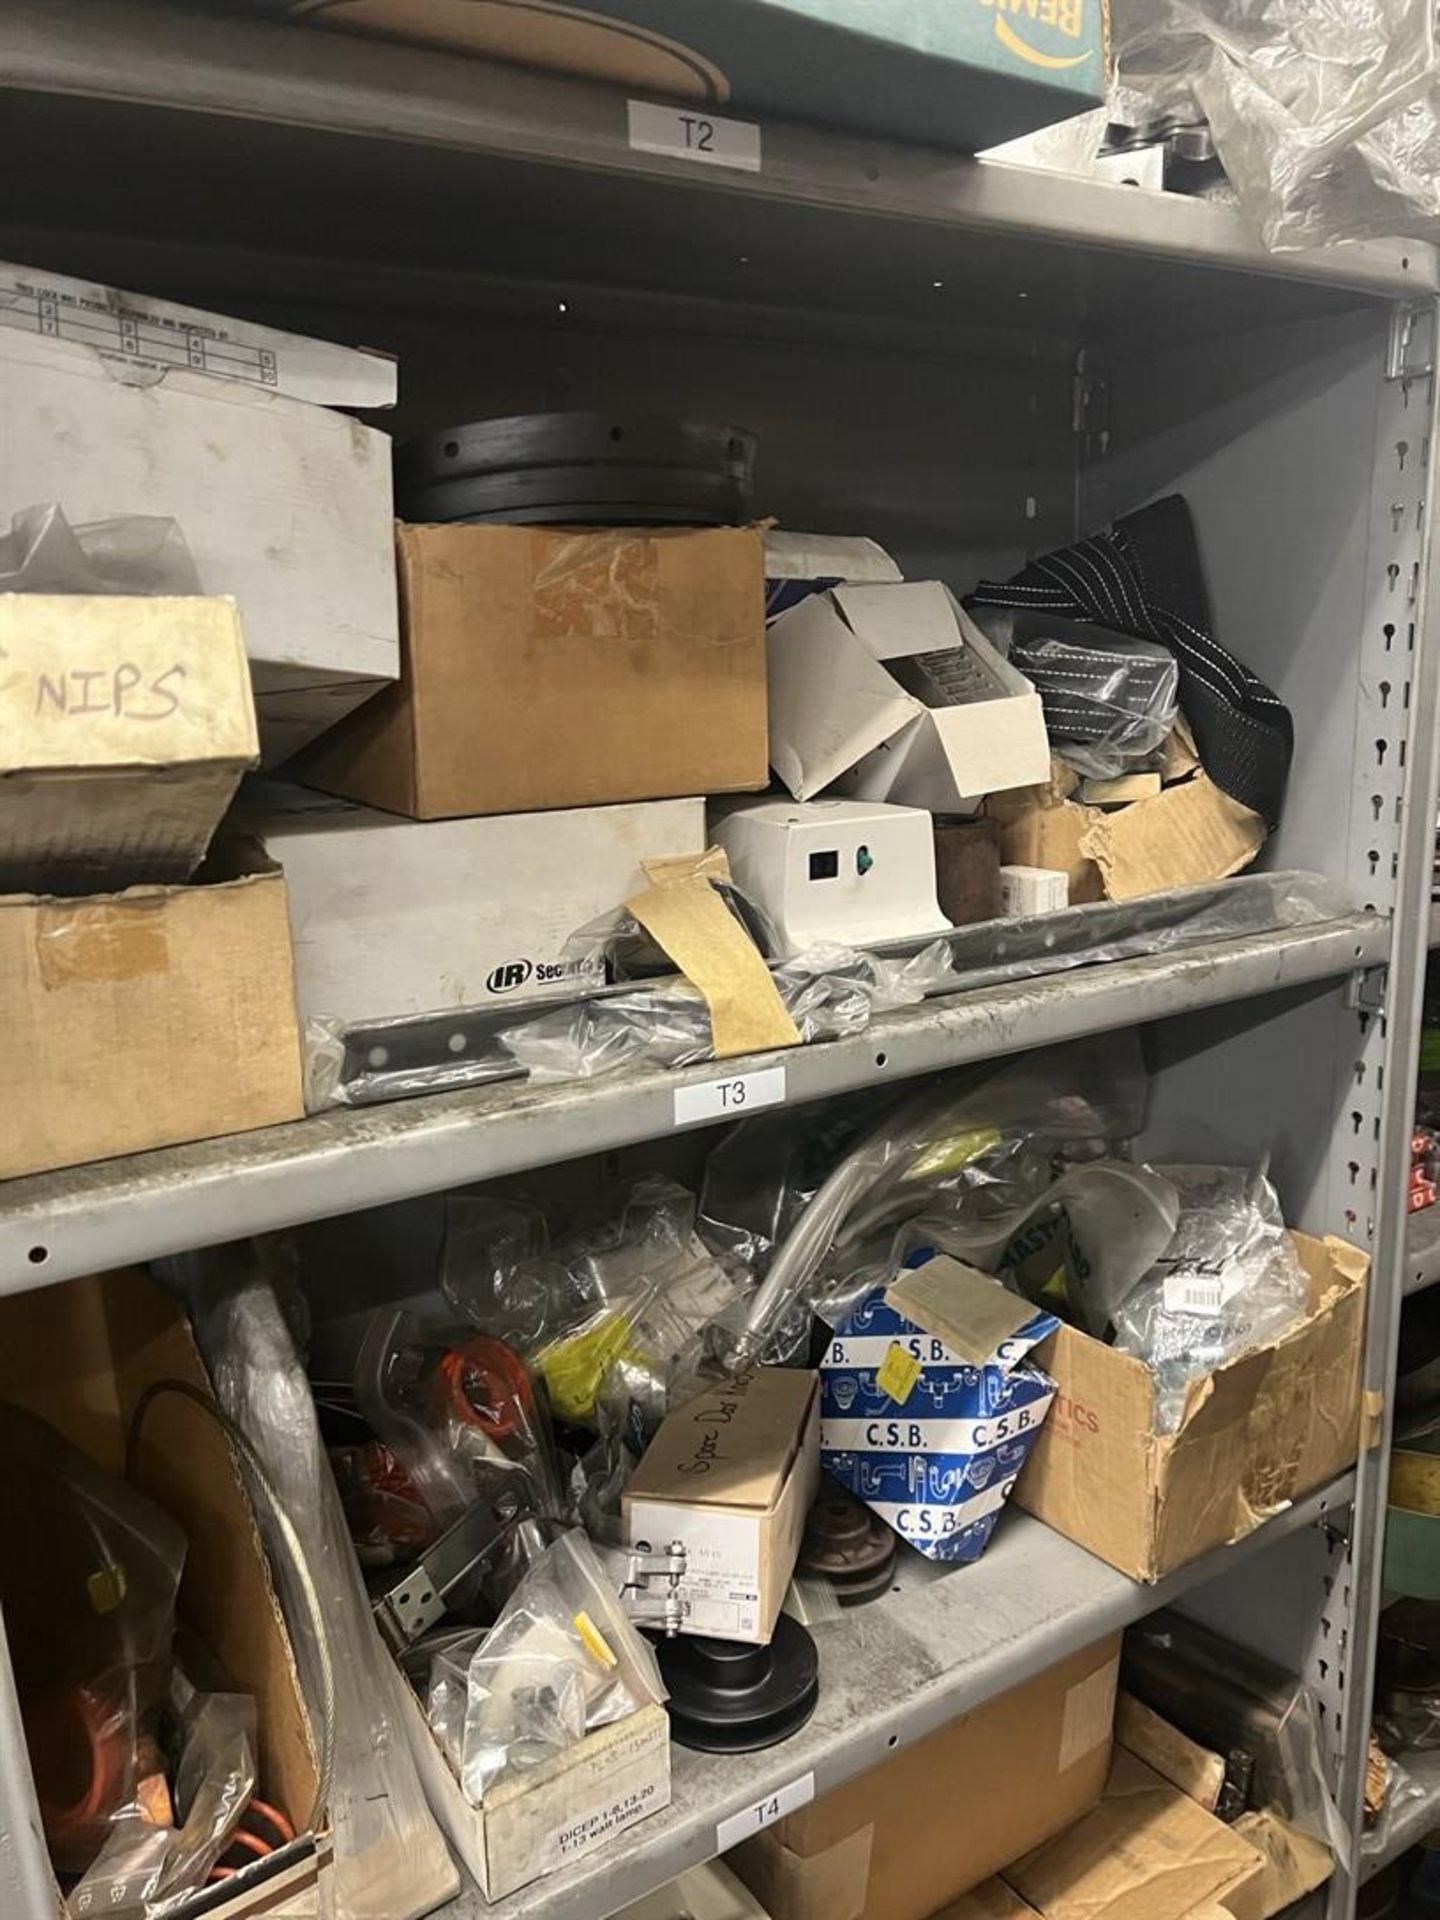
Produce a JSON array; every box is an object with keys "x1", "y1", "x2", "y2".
[{"x1": 3, "y1": 9, "x2": 1440, "y2": 1920}]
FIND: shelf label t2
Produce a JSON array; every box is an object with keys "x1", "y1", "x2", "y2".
[{"x1": 627, "y1": 100, "x2": 762, "y2": 173}]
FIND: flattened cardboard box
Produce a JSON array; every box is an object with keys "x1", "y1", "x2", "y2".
[
  {"x1": 297, "y1": 523, "x2": 769, "y2": 818},
  {"x1": 0, "y1": 1266, "x2": 326, "y2": 1920},
  {"x1": 3, "y1": 846, "x2": 305, "y2": 1180},
  {"x1": 403, "y1": 1687, "x2": 670, "y2": 1902},
  {"x1": 0, "y1": 593, "x2": 258, "y2": 897},
  {"x1": 728, "y1": 1635, "x2": 1120, "y2": 1920},
  {"x1": 624, "y1": 1367, "x2": 819, "y2": 1644},
  {"x1": 1013, "y1": 1233, "x2": 1368, "y2": 1582},
  {"x1": 1004, "y1": 1751, "x2": 1265, "y2": 1920}
]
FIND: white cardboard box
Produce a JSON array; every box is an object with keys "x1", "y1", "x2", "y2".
[
  {"x1": 766, "y1": 581, "x2": 1049, "y2": 810},
  {"x1": 0, "y1": 592, "x2": 258, "y2": 895},
  {"x1": 0, "y1": 261, "x2": 398, "y2": 763},
  {"x1": 403, "y1": 1689, "x2": 671, "y2": 1903},
  {"x1": 239, "y1": 785, "x2": 707, "y2": 1026}
]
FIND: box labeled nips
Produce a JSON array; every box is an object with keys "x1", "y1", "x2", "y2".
[
  {"x1": 766, "y1": 582, "x2": 1049, "y2": 811},
  {"x1": 0, "y1": 594, "x2": 258, "y2": 896},
  {"x1": 297, "y1": 522, "x2": 769, "y2": 819},
  {"x1": 623, "y1": 1367, "x2": 820, "y2": 1645},
  {"x1": 0, "y1": 260, "x2": 398, "y2": 763},
  {"x1": 239, "y1": 785, "x2": 707, "y2": 1027},
  {"x1": 821, "y1": 1255, "x2": 1058, "y2": 1563}
]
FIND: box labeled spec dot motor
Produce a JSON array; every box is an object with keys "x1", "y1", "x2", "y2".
[{"x1": 821, "y1": 1253, "x2": 1058, "y2": 1563}]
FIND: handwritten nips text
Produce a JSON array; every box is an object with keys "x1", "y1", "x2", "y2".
[{"x1": 35, "y1": 662, "x2": 188, "y2": 721}]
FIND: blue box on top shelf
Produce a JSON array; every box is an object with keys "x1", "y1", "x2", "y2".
[{"x1": 820, "y1": 1252, "x2": 1058, "y2": 1564}]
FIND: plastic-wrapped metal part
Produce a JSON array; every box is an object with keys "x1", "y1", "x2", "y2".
[
  {"x1": 982, "y1": 609, "x2": 1180, "y2": 780},
  {"x1": 1111, "y1": 0, "x2": 1440, "y2": 250},
  {"x1": 0, "y1": 501, "x2": 202, "y2": 595},
  {"x1": 187, "y1": 1248, "x2": 461, "y2": 1920},
  {"x1": 734, "y1": 1029, "x2": 1149, "y2": 1363},
  {"x1": 1112, "y1": 1165, "x2": 1310, "y2": 1432},
  {"x1": 424, "y1": 1530, "x2": 665, "y2": 1807},
  {"x1": 302, "y1": 873, "x2": 1353, "y2": 1109}
]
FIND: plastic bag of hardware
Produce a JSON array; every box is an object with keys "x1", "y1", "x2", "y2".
[
  {"x1": 427, "y1": 1529, "x2": 664, "y2": 1805},
  {"x1": 999, "y1": 616, "x2": 1181, "y2": 780},
  {"x1": 730, "y1": 1029, "x2": 1149, "y2": 1364},
  {"x1": 68, "y1": 1685, "x2": 259, "y2": 1918},
  {"x1": 186, "y1": 1247, "x2": 461, "y2": 1920},
  {"x1": 1111, "y1": 0, "x2": 1440, "y2": 250},
  {"x1": 1112, "y1": 1165, "x2": 1310, "y2": 1432},
  {"x1": 0, "y1": 501, "x2": 202, "y2": 595},
  {"x1": 495, "y1": 940, "x2": 954, "y2": 1086}
]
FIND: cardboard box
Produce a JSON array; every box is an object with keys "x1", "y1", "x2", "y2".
[
  {"x1": 4, "y1": 845, "x2": 305, "y2": 1179},
  {"x1": 820, "y1": 1258, "x2": 1058, "y2": 1564},
  {"x1": 0, "y1": 1265, "x2": 325, "y2": 1920},
  {"x1": 618, "y1": 1861, "x2": 772, "y2": 1919},
  {"x1": 728, "y1": 1635, "x2": 1121, "y2": 1920},
  {"x1": 296, "y1": 522, "x2": 768, "y2": 818},
  {"x1": 1000, "y1": 865, "x2": 1068, "y2": 916},
  {"x1": 403, "y1": 1689, "x2": 670, "y2": 1903},
  {"x1": 249, "y1": 0, "x2": 1109, "y2": 153},
  {"x1": 767, "y1": 583, "x2": 1049, "y2": 811},
  {"x1": 1013, "y1": 1233, "x2": 1368, "y2": 1582},
  {"x1": 1004, "y1": 1751, "x2": 1266, "y2": 1920},
  {"x1": 984, "y1": 759, "x2": 1265, "y2": 904},
  {"x1": 0, "y1": 260, "x2": 398, "y2": 763},
  {"x1": 624, "y1": 1367, "x2": 819, "y2": 1644},
  {"x1": 239, "y1": 784, "x2": 707, "y2": 1025},
  {"x1": 0, "y1": 593, "x2": 258, "y2": 896}
]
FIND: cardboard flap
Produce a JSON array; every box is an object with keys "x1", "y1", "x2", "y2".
[
  {"x1": 832, "y1": 581, "x2": 968, "y2": 662},
  {"x1": 626, "y1": 866, "x2": 800, "y2": 1058},
  {"x1": 1115, "y1": 1696, "x2": 1225, "y2": 1813},
  {"x1": 1078, "y1": 775, "x2": 1265, "y2": 901},
  {"x1": 767, "y1": 592, "x2": 917, "y2": 800},
  {"x1": 886, "y1": 1255, "x2": 1043, "y2": 1366},
  {"x1": 1006, "y1": 1751, "x2": 1266, "y2": 1920},
  {"x1": 1223, "y1": 1812, "x2": 1332, "y2": 1920}
]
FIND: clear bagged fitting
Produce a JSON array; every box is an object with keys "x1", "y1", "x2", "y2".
[
  {"x1": 734, "y1": 1030, "x2": 1148, "y2": 1362},
  {"x1": 1112, "y1": 1166, "x2": 1310, "y2": 1432},
  {"x1": 0, "y1": 501, "x2": 202, "y2": 595},
  {"x1": 186, "y1": 1247, "x2": 460, "y2": 1920},
  {"x1": 69, "y1": 1682, "x2": 259, "y2": 1919},
  {"x1": 1111, "y1": 0, "x2": 1440, "y2": 250},
  {"x1": 425, "y1": 1529, "x2": 665, "y2": 1806},
  {"x1": 565, "y1": 881, "x2": 781, "y2": 980},
  {"x1": 989, "y1": 614, "x2": 1180, "y2": 781}
]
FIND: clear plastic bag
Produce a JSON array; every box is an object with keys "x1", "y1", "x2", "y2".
[
  {"x1": 1112, "y1": 1166, "x2": 1310, "y2": 1432},
  {"x1": 733, "y1": 1030, "x2": 1149, "y2": 1362},
  {"x1": 186, "y1": 1247, "x2": 460, "y2": 1920},
  {"x1": 1004, "y1": 623, "x2": 1180, "y2": 781},
  {"x1": 425, "y1": 1530, "x2": 664, "y2": 1807},
  {"x1": 1111, "y1": 0, "x2": 1440, "y2": 250},
  {"x1": 0, "y1": 502, "x2": 201, "y2": 595}
]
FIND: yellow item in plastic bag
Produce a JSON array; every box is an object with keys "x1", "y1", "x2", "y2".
[{"x1": 534, "y1": 1308, "x2": 638, "y2": 1424}]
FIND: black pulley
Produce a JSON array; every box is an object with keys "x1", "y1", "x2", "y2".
[
  {"x1": 395, "y1": 411, "x2": 756, "y2": 526},
  {"x1": 797, "y1": 1480, "x2": 897, "y2": 1606},
  {"x1": 656, "y1": 1616, "x2": 819, "y2": 1753}
]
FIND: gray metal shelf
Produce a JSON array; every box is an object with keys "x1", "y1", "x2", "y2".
[
  {"x1": 1405, "y1": 1206, "x2": 1440, "y2": 1297},
  {"x1": 1362, "y1": 1748, "x2": 1440, "y2": 1878},
  {"x1": 0, "y1": 913, "x2": 1384, "y2": 1296},
  {"x1": 436, "y1": 1477, "x2": 1353, "y2": 1920}
]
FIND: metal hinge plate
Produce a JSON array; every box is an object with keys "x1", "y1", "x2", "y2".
[
  {"x1": 1387, "y1": 303, "x2": 1435, "y2": 383},
  {"x1": 1346, "y1": 965, "x2": 1388, "y2": 1014}
]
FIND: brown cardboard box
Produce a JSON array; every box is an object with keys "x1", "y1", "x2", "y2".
[
  {"x1": 983, "y1": 760, "x2": 1263, "y2": 904},
  {"x1": 4, "y1": 845, "x2": 305, "y2": 1179},
  {"x1": 296, "y1": 522, "x2": 769, "y2": 818},
  {"x1": 1004, "y1": 1751, "x2": 1266, "y2": 1920},
  {"x1": 623, "y1": 1367, "x2": 819, "y2": 1644},
  {"x1": 933, "y1": 1888, "x2": 1039, "y2": 1920},
  {"x1": 0, "y1": 593, "x2": 259, "y2": 897},
  {"x1": 0, "y1": 1266, "x2": 325, "y2": 1918},
  {"x1": 1014, "y1": 1234, "x2": 1368, "y2": 1582},
  {"x1": 728, "y1": 1636, "x2": 1121, "y2": 1920}
]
